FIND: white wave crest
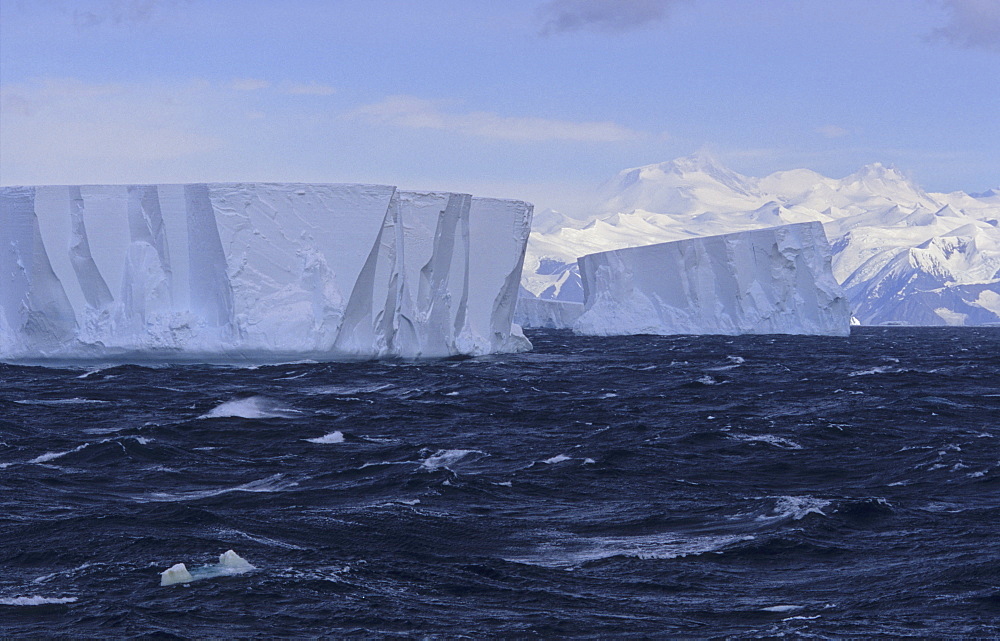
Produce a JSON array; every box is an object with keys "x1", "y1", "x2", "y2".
[
  {"x1": 15, "y1": 398, "x2": 109, "y2": 405},
  {"x1": 543, "y1": 454, "x2": 571, "y2": 464},
  {"x1": 0, "y1": 596, "x2": 77, "y2": 606},
  {"x1": 508, "y1": 532, "x2": 754, "y2": 568},
  {"x1": 848, "y1": 365, "x2": 898, "y2": 377},
  {"x1": 146, "y1": 473, "x2": 298, "y2": 502},
  {"x1": 762, "y1": 496, "x2": 831, "y2": 521},
  {"x1": 306, "y1": 431, "x2": 344, "y2": 444},
  {"x1": 420, "y1": 449, "x2": 483, "y2": 470},
  {"x1": 29, "y1": 443, "x2": 90, "y2": 464},
  {"x1": 305, "y1": 383, "x2": 392, "y2": 396},
  {"x1": 198, "y1": 396, "x2": 301, "y2": 419},
  {"x1": 730, "y1": 433, "x2": 803, "y2": 450}
]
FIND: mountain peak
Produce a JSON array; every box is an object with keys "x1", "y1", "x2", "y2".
[
  {"x1": 848, "y1": 162, "x2": 907, "y2": 183},
  {"x1": 663, "y1": 152, "x2": 730, "y2": 175}
]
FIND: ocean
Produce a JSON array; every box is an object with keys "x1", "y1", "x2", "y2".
[{"x1": 1, "y1": 328, "x2": 998, "y2": 637}]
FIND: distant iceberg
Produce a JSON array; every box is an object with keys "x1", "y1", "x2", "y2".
[
  {"x1": 1, "y1": 184, "x2": 533, "y2": 362},
  {"x1": 525, "y1": 222, "x2": 850, "y2": 336}
]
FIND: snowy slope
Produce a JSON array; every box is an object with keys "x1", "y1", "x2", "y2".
[
  {"x1": 1, "y1": 184, "x2": 533, "y2": 362},
  {"x1": 524, "y1": 154, "x2": 1000, "y2": 326}
]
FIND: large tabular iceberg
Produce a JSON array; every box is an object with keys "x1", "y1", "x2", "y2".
[
  {"x1": 1, "y1": 184, "x2": 533, "y2": 362},
  {"x1": 573, "y1": 222, "x2": 851, "y2": 336}
]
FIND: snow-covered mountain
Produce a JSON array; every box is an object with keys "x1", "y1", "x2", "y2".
[{"x1": 524, "y1": 154, "x2": 1000, "y2": 326}]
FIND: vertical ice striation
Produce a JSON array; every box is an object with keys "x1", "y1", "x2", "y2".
[
  {"x1": 460, "y1": 198, "x2": 533, "y2": 353},
  {"x1": 574, "y1": 222, "x2": 851, "y2": 336},
  {"x1": 0, "y1": 183, "x2": 534, "y2": 362},
  {"x1": 0, "y1": 187, "x2": 77, "y2": 352}
]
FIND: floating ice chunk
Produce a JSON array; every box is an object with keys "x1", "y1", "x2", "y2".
[
  {"x1": 306, "y1": 431, "x2": 344, "y2": 444},
  {"x1": 0, "y1": 596, "x2": 78, "y2": 606},
  {"x1": 160, "y1": 550, "x2": 255, "y2": 587},
  {"x1": 217, "y1": 550, "x2": 254, "y2": 571},
  {"x1": 159, "y1": 563, "x2": 194, "y2": 586}
]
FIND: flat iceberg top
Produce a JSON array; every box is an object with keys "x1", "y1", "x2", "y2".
[{"x1": 1, "y1": 183, "x2": 533, "y2": 363}]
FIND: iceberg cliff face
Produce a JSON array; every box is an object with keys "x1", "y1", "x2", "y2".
[
  {"x1": 513, "y1": 297, "x2": 584, "y2": 330},
  {"x1": 1, "y1": 184, "x2": 533, "y2": 362},
  {"x1": 574, "y1": 222, "x2": 850, "y2": 336}
]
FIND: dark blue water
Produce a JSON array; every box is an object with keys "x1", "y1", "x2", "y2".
[{"x1": 1, "y1": 328, "x2": 998, "y2": 637}]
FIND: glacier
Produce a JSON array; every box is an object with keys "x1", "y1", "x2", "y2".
[
  {"x1": 1, "y1": 184, "x2": 533, "y2": 362},
  {"x1": 574, "y1": 222, "x2": 850, "y2": 336},
  {"x1": 522, "y1": 154, "x2": 1000, "y2": 327}
]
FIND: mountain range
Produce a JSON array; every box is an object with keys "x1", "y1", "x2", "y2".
[{"x1": 523, "y1": 155, "x2": 1000, "y2": 326}]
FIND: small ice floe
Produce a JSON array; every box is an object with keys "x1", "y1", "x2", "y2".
[
  {"x1": 306, "y1": 431, "x2": 344, "y2": 444},
  {"x1": 198, "y1": 396, "x2": 301, "y2": 419},
  {"x1": 543, "y1": 454, "x2": 571, "y2": 464},
  {"x1": 0, "y1": 596, "x2": 78, "y2": 606},
  {"x1": 160, "y1": 550, "x2": 256, "y2": 587}
]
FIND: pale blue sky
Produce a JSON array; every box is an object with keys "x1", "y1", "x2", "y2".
[{"x1": 1, "y1": 0, "x2": 998, "y2": 213}]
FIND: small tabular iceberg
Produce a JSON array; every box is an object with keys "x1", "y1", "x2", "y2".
[{"x1": 1, "y1": 184, "x2": 533, "y2": 362}]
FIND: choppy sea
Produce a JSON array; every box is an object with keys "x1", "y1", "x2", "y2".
[{"x1": 1, "y1": 328, "x2": 998, "y2": 638}]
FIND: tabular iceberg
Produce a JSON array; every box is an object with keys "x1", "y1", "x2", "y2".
[
  {"x1": 574, "y1": 222, "x2": 851, "y2": 336},
  {"x1": 1, "y1": 184, "x2": 533, "y2": 362},
  {"x1": 513, "y1": 296, "x2": 584, "y2": 330}
]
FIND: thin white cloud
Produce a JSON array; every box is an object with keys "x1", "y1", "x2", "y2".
[
  {"x1": 929, "y1": 0, "x2": 1000, "y2": 50},
  {"x1": 817, "y1": 125, "x2": 849, "y2": 139},
  {"x1": 0, "y1": 78, "x2": 222, "y2": 183},
  {"x1": 229, "y1": 78, "x2": 270, "y2": 91},
  {"x1": 70, "y1": 0, "x2": 172, "y2": 28},
  {"x1": 349, "y1": 95, "x2": 643, "y2": 143},
  {"x1": 286, "y1": 82, "x2": 336, "y2": 96},
  {"x1": 537, "y1": 0, "x2": 686, "y2": 35}
]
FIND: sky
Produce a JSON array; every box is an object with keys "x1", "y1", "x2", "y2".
[{"x1": 1, "y1": 0, "x2": 998, "y2": 215}]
